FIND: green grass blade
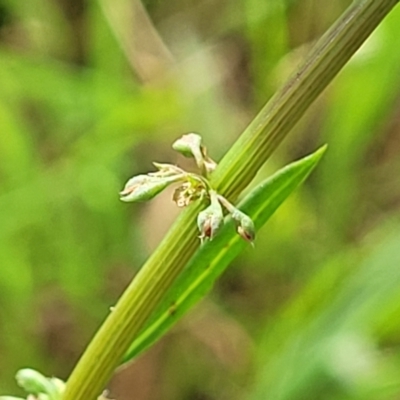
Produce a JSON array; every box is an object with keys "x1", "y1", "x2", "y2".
[{"x1": 122, "y1": 145, "x2": 327, "y2": 363}]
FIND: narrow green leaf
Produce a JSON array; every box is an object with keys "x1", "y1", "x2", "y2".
[{"x1": 122, "y1": 145, "x2": 327, "y2": 363}]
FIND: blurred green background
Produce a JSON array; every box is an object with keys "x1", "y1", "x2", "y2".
[{"x1": 1, "y1": 0, "x2": 400, "y2": 399}]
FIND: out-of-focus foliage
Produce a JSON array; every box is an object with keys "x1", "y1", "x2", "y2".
[{"x1": 0, "y1": 1, "x2": 400, "y2": 399}]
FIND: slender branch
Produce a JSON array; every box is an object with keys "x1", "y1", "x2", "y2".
[{"x1": 62, "y1": 1, "x2": 399, "y2": 399}]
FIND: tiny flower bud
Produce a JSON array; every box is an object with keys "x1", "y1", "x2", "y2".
[
  {"x1": 172, "y1": 133, "x2": 208, "y2": 174},
  {"x1": 15, "y1": 369, "x2": 58, "y2": 397},
  {"x1": 216, "y1": 194, "x2": 256, "y2": 243},
  {"x1": 173, "y1": 181, "x2": 205, "y2": 208},
  {"x1": 197, "y1": 191, "x2": 224, "y2": 241},
  {"x1": 172, "y1": 133, "x2": 218, "y2": 176},
  {"x1": 172, "y1": 133, "x2": 202, "y2": 158},
  {"x1": 231, "y1": 210, "x2": 256, "y2": 243},
  {"x1": 120, "y1": 174, "x2": 181, "y2": 202},
  {"x1": 197, "y1": 208, "x2": 223, "y2": 241},
  {"x1": 173, "y1": 183, "x2": 190, "y2": 207}
]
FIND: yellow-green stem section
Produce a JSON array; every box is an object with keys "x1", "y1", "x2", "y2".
[{"x1": 63, "y1": 1, "x2": 399, "y2": 399}]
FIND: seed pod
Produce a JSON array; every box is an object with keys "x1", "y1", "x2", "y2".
[
  {"x1": 231, "y1": 209, "x2": 256, "y2": 243},
  {"x1": 216, "y1": 194, "x2": 256, "y2": 243},
  {"x1": 197, "y1": 191, "x2": 224, "y2": 241},
  {"x1": 172, "y1": 133, "x2": 202, "y2": 158},
  {"x1": 172, "y1": 133, "x2": 207, "y2": 173},
  {"x1": 120, "y1": 174, "x2": 182, "y2": 202}
]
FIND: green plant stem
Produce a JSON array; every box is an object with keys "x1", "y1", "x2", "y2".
[
  {"x1": 62, "y1": 1, "x2": 399, "y2": 399},
  {"x1": 212, "y1": 0, "x2": 400, "y2": 199}
]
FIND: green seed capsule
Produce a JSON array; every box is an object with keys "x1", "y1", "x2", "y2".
[
  {"x1": 120, "y1": 174, "x2": 181, "y2": 202},
  {"x1": 172, "y1": 133, "x2": 202, "y2": 158},
  {"x1": 197, "y1": 191, "x2": 224, "y2": 241},
  {"x1": 231, "y1": 209, "x2": 256, "y2": 243}
]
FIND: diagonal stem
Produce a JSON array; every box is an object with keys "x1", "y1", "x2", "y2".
[
  {"x1": 62, "y1": 1, "x2": 399, "y2": 399},
  {"x1": 212, "y1": 0, "x2": 400, "y2": 199}
]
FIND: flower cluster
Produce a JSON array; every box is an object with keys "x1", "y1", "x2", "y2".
[
  {"x1": 196, "y1": 190, "x2": 255, "y2": 243},
  {"x1": 120, "y1": 133, "x2": 255, "y2": 244}
]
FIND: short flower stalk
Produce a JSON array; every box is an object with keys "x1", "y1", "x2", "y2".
[
  {"x1": 217, "y1": 194, "x2": 256, "y2": 242},
  {"x1": 120, "y1": 133, "x2": 256, "y2": 244}
]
